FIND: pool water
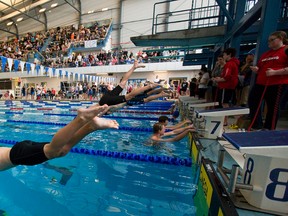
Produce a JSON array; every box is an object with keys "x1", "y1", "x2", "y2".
[
  {"x1": 0, "y1": 110, "x2": 165, "y2": 128},
  {"x1": 0, "y1": 109, "x2": 197, "y2": 216}
]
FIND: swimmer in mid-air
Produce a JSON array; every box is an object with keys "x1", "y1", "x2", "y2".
[
  {"x1": 0, "y1": 104, "x2": 119, "y2": 171},
  {"x1": 99, "y1": 61, "x2": 170, "y2": 107}
]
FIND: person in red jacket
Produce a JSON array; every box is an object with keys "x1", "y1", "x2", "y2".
[
  {"x1": 213, "y1": 48, "x2": 239, "y2": 125},
  {"x1": 249, "y1": 31, "x2": 288, "y2": 130}
]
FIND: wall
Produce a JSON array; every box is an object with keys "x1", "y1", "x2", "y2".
[
  {"x1": 0, "y1": 61, "x2": 201, "y2": 92},
  {"x1": 21, "y1": 76, "x2": 63, "y2": 90},
  {"x1": 6, "y1": 70, "x2": 200, "y2": 93},
  {"x1": 113, "y1": 70, "x2": 199, "y2": 84}
]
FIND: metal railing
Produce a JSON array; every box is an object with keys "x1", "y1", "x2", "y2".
[
  {"x1": 152, "y1": 0, "x2": 225, "y2": 34},
  {"x1": 152, "y1": 0, "x2": 288, "y2": 35}
]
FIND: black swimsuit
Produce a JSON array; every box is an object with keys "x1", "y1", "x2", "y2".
[
  {"x1": 99, "y1": 85, "x2": 126, "y2": 106},
  {"x1": 9, "y1": 140, "x2": 49, "y2": 166}
]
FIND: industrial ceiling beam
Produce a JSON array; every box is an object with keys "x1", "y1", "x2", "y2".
[
  {"x1": 0, "y1": 0, "x2": 45, "y2": 25},
  {"x1": 64, "y1": 0, "x2": 80, "y2": 13},
  {"x1": 214, "y1": 0, "x2": 262, "y2": 51},
  {"x1": 0, "y1": 0, "x2": 50, "y2": 23},
  {"x1": 0, "y1": 28, "x2": 17, "y2": 36},
  {"x1": 215, "y1": 0, "x2": 234, "y2": 26},
  {"x1": 64, "y1": 0, "x2": 82, "y2": 25}
]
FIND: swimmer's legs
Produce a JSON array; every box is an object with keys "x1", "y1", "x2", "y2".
[
  {"x1": 144, "y1": 92, "x2": 170, "y2": 103},
  {"x1": 59, "y1": 117, "x2": 119, "y2": 154},
  {"x1": 43, "y1": 104, "x2": 109, "y2": 158},
  {"x1": 125, "y1": 83, "x2": 159, "y2": 101}
]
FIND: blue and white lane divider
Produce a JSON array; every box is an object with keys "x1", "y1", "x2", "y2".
[
  {"x1": 0, "y1": 111, "x2": 162, "y2": 121},
  {"x1": 1, "y1": 119, "x2": 154, "y2": 132},
  {"x1": 0, "y1": 139, "x2": 192, "y2": 167}
]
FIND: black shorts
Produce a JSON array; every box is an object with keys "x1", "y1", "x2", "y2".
[
  {"x1": 126, "y1": 97, "x2": 144, "y2": 106},
  {"x1": 9, "y1": 140, "x2": 49, "y2": 166},
  {"x1": 134, "y1": 91, "x2": 148, "y2": 100},
  {"x1": 99, "y1": 85, "x2": 126, "y2": 106},
  {"x1": 218, "y1": 89, "x2": 235, "y2": 104},
  {"x1": 109, "y1": 85, "x2": 123, "y2": 96}
]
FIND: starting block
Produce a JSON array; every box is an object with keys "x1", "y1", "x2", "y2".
[
  {"x1": 178, "y1": 96, "x2": 206, "y2": 105},
  {"x1": 222, "y1": 130, "x2": 288, "y2": 215},
  {"x1": 195, "y1": 107, "x2": 249, "y2": 139},
  {"x1": 188, "y1": 102, "x2": 219, "y2": 120},
  {"x1": 178, "y1": 98, "x2": 207, "y2": 120}
]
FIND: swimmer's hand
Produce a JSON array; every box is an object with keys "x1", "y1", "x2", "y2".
[
  {"x1": 184, "y1": 119, "x2": 192, "y2": 124},
  {"x1": 250, "y1": 66, "x2": 259, "y2": 73},
  {"x1": 133, "y1": 61, "x2": 145, "y2": 69}
]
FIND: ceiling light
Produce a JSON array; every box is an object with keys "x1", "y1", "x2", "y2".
[
  {"x1": 7, "y1": 21, "x2": 13, "y2": 26},
  {"x1": 17, "y1": 17, "x2": 23, "y2": 22},
  {"x1": 51, "y1": 3, "x2": 58, "y2": 7},
  {"x1": 101, "y1": 8, "x2": 108, "y2": 11},
  {"x1": 39, "y1": 8, "x2": 46, "y2": 13}
]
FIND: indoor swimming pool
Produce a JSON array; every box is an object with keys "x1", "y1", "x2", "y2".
[{"x1": 0, "y1": 101, "x2": 197, "y2": 216}]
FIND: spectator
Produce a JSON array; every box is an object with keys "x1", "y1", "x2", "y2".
[
  {"x1": 189, "y1": 78, "x2": 197, "y2": 97},
  {"x1": 213, "y1": 48, "x2": 239, "y2": 125},
  {"x1": 249, "y1": 31, "x2": 288, "y2": 130},
  {"x1": 198, "y1": 66, "x2": 209, "y2": 99},
  {"x1": 180, "y1": 79, "x2": 189, "y2": 96}
]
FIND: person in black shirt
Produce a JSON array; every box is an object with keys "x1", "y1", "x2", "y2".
[{"x1": 180, "y1": 79, "x2": 188, "y2": 95}]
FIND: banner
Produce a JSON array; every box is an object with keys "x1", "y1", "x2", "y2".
[
  {"x1": 26, "y1": 63, "x2": 31, "y2": 74},
  {"x1": 1, "y1": 56, "x2": 7, "y2": 72},
  {"x1": 7, "y1": 58, "x2": 13, "y2": 72},
  {"x1": 48, "y1": 68, "x2": 52, "y2": 78},
  {"x1": 20, "y1": 61, "x2": 25, "y2": 73},
  {"x1": 36, "y1": 65, "x2": 40, "y2": 75},
  {"x1": 14, "y1": 59, "x2": 20, "y2": 72},
  {"x1": 55, "y1": 69, "x2": 59, "y2": 77},
  {"x1": 84, "y1": 40, "x2": 97, "y2": 48},
  {"x1": 40, "y1": 65, "x2": 44, "y2": 76},
  {"x1": 31, "y1": 63, "x2": 35, "y2": 75},
  {"x1": 45, "y1": 67, "x2": 49, "y2": 76}
]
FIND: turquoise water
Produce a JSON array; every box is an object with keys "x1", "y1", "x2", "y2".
[
  {"x1": 0, "y1": 108, "x2": 168, "y2": 128},
  {"x1": 0, "y1": 108, "x2": 196, "y2": 216}
]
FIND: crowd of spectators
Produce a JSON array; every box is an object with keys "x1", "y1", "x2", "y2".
[
  {"x1": 42, "y1": 21, "x2": 110, "y2": 60},
  {"x1": 0, "y1": 31, "x2": 48, "y2": 63},
  {"x1": 41, "y1": 48, "x2": 184, "y2": 68},
  {"x1": 0, "y1": 19, "x2": 111, "y2": 71},
  {"x1": 0, "y1": 17, "x2": 184, "y2": 71}
]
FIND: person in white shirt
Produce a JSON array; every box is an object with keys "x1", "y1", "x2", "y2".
[{"x1": 198, "y1": 66, "x2": 210, "y2": 99}]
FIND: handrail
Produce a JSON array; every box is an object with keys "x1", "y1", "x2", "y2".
[
  {"x1": 35, "y1": 50, "x2": 46, "y2": 61},
  {"x1": 152, "y1": 0, "x2": 178, "y2": 34},
  {"x1": 152, "y1": 1, "x2": 224, "y2": 35}
]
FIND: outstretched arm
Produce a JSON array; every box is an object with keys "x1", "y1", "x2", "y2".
[
  {"x1": 162, "y1": 125, "x2": 194, "y2": 137},
  {"x1": 166, "y1": 119, "x2": 191, "y2": 130},
  {"x1": 119, "y1": 61, "x2": 145, "y2": 89},
  {"x1": 155, "y1": 129, "x2": 195, "y2": 142},
  {"x1": 266, "y1": 67, "x2": 288, "y2": 76},
  {"x1": 103, "y1": 102, "x2": 127, "y2": 115}
]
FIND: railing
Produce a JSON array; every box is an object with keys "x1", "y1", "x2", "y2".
[
  {"x1": 152, "y1": 0, "x2": 225, "y2": 34},
  {"x1": 152, "y1": 0, "x2": 288, "y2": 35},
  {"x1": 280, "y1": 0, "x2": 288, "y2": 19}
]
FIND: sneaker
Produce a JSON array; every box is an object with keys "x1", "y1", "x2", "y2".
[{"x1": 229, "y1": 124, "x2": 238, "y2": 129}]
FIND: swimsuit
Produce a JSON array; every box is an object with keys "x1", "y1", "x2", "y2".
[
  {"x1": 9, "y1": 140, "x2": 49, "y2": 165},
  {"x1": 99, "y1": 85, "x2": 126, "y2": 106}
]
